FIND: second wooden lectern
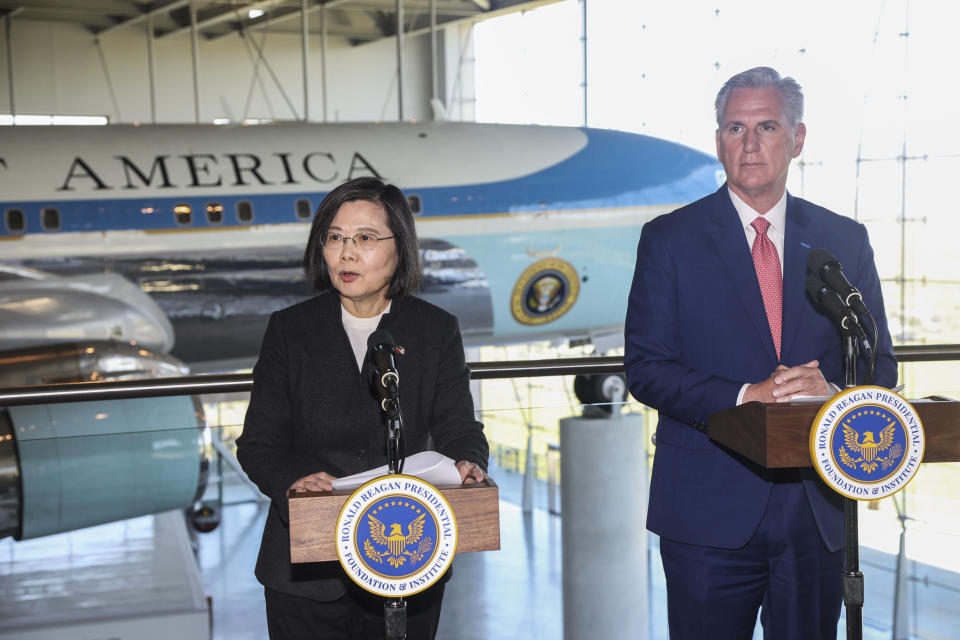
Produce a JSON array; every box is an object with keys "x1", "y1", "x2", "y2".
[
  {"x1": 707, "y1": 393, "x2": 960, "y2": 640},
  {"x1": 708, "y1": 396, "x2": 960, "y2": 469}
]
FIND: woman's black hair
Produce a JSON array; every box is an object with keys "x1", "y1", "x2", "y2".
[{"x1": 303, "y1": 176, "x2": 422, "y2": 298}]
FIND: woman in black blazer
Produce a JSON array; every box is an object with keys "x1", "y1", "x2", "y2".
[{"x1": 236, "y1": 177, "x2": 489, "y2": 639}]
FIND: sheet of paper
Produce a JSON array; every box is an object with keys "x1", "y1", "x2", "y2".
[
  {"x1": 784, "y1": 395, "x2": 833, "y2": 404},
  {"x1": 331, "y1": 450, "x2": 462, "y2": 491}
]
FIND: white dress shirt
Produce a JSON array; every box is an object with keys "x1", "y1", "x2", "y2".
[{"x1": 729, "y1": 187, "x2": 787, "y2": 273}]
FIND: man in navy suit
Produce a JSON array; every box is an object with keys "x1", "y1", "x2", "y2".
[{"x1": 625, "y1": 67, "x2": 897, "y2": 639}]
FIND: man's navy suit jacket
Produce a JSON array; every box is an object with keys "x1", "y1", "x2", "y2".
[{"x1": 625, "y1": 185, "x2": 897, "y2": 552}]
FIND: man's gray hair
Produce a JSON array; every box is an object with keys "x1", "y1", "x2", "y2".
[{"x1": 715, "y1": 66, "x2": 804, "y2": 128}]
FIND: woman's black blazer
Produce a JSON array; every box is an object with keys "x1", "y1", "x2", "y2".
[{"x1": 236, "y1": 291, "x2": 489, "y2": 601}]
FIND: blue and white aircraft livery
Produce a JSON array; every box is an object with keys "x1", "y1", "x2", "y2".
[{"x1": 0, "y1": 122, "x2": 723, "y2": 370}]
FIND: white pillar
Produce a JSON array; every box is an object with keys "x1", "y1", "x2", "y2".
[
  {"x1": 4, "y1": 13, "x2": 14, "y2": 120},
  {"x1": 189, "y1": 0, "x2": 201, "y2": 123},
  {"x1": 560, "y1": 414, "x2": 649, "y2": 640},
  {"x1": 146, "y1": 15, "x2": 157, "y2": 124},
  {"x1": 300, "y1": 0, "x2": 310, "y2": 122},
  {"x1": 395, "y1": 0, "x2": 405, "y2": 121},
  {"x1": 430, "y1": 0, "x2": 438, "y2": 102},
  {"x1": 320, "y1": 6, "x2": 328, "y2": 122}
]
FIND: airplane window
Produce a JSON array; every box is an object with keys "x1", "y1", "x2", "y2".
[
  {"x1": 237, "y1": 201, "x2": 254, "y2": 223},
  {"x1": 5, "y1": 208, "x2": 25, "y2": 233},
  {"x1": 407, "y1": 195, "x2": 422, "y2": 214},
  {"x1": 206, "y1": 202, "x2": 224, "y2": 225},
  {"x1": 295, "y1": 198, "x2": 312, "y2": 220},
  {"x1": 174, "y1": 203, "x2": 193, "y2": 226},
  {"x1": 41, "y1": 207, "x2": 61, "y2": 231}
]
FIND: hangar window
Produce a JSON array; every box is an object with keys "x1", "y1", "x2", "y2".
[
  {"x1": 41, "y1": 207, "x2": 61, "y2": 231},
  {"x1": 5, "y1": 208, "x2": 25, "y2": 233},
  {"x1": 407, "y1": 195, "x2": 422, "y2": 214},
  {"x1": 174, "y1": 203, "x2": 193, "y2": 226},
  {"x1": 236, "y1": 201, "x2": 254, "y2": 223},
  {"x1": 295, "y1": 198, "x2": 312, "y2": 220},
  {"x1": 206, "y1": 202, "x2": 224, "y2": 225}
]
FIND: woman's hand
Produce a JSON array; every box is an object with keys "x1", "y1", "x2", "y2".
[
  {"x1": 289, "y1": 471, "x2": 338, "y2": 493},
  {"x1": 456, "y1": 460, "x2": 486, "y2": 484}
]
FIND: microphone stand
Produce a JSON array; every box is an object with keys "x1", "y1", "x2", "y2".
[
  {"x1": 380, "y1": 382, "x2": 406, "y2": 640},
  {"x1": 843, "y1": 333, "x2": 857, "y2": 389},
  {"x1": 841, "y1": 333, "x2": 863, "y2": 640},
  {"x1": 382, "y1": 382, "x2": 404, "y2": 475}
]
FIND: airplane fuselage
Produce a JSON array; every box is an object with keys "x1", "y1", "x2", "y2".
[{"x1": 0, "y1": 122, "x2": 724, "y2": 368}]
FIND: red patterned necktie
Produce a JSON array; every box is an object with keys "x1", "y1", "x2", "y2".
[{"x1": 751, "y1": 216, "x2": 782, "y2": 358}]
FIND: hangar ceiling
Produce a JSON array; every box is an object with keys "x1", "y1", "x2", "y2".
[{"x1": 0, "y1": 0, "x2": 558, "y2": 44}]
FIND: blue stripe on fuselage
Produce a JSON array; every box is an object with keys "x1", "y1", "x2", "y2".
[
  {"x1": 420, "y1": 128, "x2": 721, "y2": 215},
  {"x1": 0, "y1": 129, "x2": 722, "y2": 235}
]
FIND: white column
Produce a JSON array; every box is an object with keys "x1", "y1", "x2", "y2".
[
  {"x1": 189, "y1": 0, "x2": 201, "y2": 123},
  {"x1": 300, "y1": 0, "x2": 310, "y2": 122},
  {"x1": 560, "y1": 414, "x2": 649, "y2": 640},
  {"x1": 395, "y1": 0, "x2": 405, "y2": 120},
  {"x1": 5, "y1": 13, "x2": 15, "y2": 119},
  {"x1": 146, "y1": 15, "x2": 157, "y2": 124}
]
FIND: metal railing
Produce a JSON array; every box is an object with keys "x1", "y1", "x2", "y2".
[{"x1": 0, "y1": 344, "x2": 958, "y2": 406}]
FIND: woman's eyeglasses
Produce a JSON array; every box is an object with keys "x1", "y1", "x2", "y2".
[{"x1": 321, "y1": 232, "x2": 395, "y2": 251}]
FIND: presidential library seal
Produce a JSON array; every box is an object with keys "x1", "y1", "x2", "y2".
[
  {"x1": 335, "y1": 475, "x2": 457, "y2": 597},
  {"x1": 810, "y1": 386, "x2": 924, "y2": 501}
]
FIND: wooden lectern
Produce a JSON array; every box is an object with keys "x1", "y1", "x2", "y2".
[
  {"x1": 708, "y1": 396, "x2": 960, "y2": 469},
  {"x1": 708, "y1": 394, "x2": 960, "y2": 640},
  {"x1": 287, "y1": 479, "x2": 501, "y2": 563}
]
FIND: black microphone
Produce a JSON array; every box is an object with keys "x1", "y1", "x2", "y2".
[
  {"x1": 367, "y1": 330, "x2": 399, "y2": 411},
  {"x1": 805, "y1": 273, "x2": 867, "y2": 340},
  {"x1": 807, "y1": 248, "x2": 871, "y2": 319}
]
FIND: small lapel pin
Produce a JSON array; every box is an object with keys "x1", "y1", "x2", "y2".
[{"x1": 800, "y1": 241, "x2": 811, "y2": 249}]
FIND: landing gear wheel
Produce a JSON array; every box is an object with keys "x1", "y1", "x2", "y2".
[
  {"x1": 573, "y1": 373, "x2": 627, "y2": 415},
  {"x1": 190, "y1": 502, "x2": 221, "y2": 533}
]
